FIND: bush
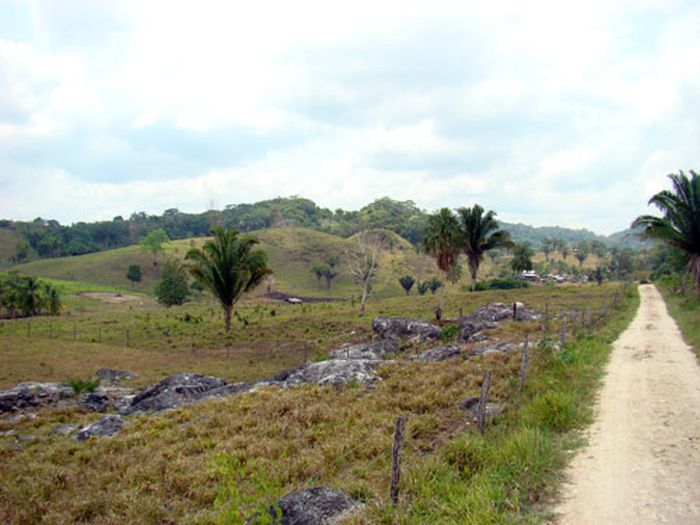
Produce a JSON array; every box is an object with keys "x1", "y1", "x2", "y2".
[
  {"x1": 155, "y1": 260, "x2": 189, "y2": 307},
  {"x1": 65, "y1": 378, "x2": 100, "y2": 394},
  {"x1": 466, "y1": 278, "x2": 526, "y2": 292}
]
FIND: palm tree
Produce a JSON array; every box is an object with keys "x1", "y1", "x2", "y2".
[
  {"x1": 186, "y1": 227, "x2": 272, "y2": 332},
  {"x1": 457, "y1": 204, "x2": 513, "y2": 288},
  {"x1": 423, "y1": 208, "x2": 462, "y2": 274},
  {"x1": 632, "y1": 170, "x2": 700, "y2": 291}
]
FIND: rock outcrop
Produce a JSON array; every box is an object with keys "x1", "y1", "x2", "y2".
[
  {"x1": 253, "y1": 487, "x2": 357, "y2": 525},
  {"x1": 458, "y1": 302, "x2": 539, "y2": 342},
  {"x1": 75, "y1": 415, "x2": 126, "y2": 440},
  {"x1": 372, "y1": 317, "x2": 441, "y2": 342},
  {"x1": 124, "y1": 373, "x2": 248, "y2": 413},
  {"x1": 329, "y1": 340, "x2": 397, "y2": 360},
  {"x1": 0, "y1": 382, "x2": 74, "y2": 413},
  {"x1": 267, "y1": 359, "x2": 385, "y2": 388},
  {"x1": 416, "y1": 344, "x2": 463, "y2": 361}
]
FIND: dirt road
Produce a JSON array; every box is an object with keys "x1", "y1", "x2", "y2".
[{"x1": 555, "y1": 284, "x2": 700, "y2": 524}]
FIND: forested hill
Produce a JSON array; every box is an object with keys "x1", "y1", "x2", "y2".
[{"x1": 1, "y1": 196, "x2": 642, "y2": 264}]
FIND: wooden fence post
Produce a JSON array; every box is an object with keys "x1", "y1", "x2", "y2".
[
  {"x1": 477, "y1": 371, "x2": 492, "y2": 435},
  {"x1": 390, "y1": 416, "x2": 407, "y2": 505},
  {"x1": 125, "y1": 329, "x2": 130, "y2": 348},
  {"x1": 519, "y1": 335, "x2": 529, "y2": 395},
  {"x1": 512, "y1": 302, "x2": 517, "y2": 320},
  {"x1": 560, "y1": 316, "x2": 567, "y2": 347}
]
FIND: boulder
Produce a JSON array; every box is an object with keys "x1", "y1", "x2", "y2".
[
  {"x1": 0, "y1": 382, "x2": 74, "y2": 413},
  {"x1": 75, "y1": 415, "x2": 126, "y2": 440},
  {"x1": 416, "y1": 344, "x2": 463, "y2": 362},
  {"x1": 78, "y1": 390, "x2": 111, "y2": 412},
  {"x1": 267, "y1": 359, "x2": 385, "y2": 387},
  {"x1": 329, "y1": 340, "x2": 398, "y2": 360},
  {"x1": 252, "y1": 487, "x2": 357, "y2": 525},
  {"x1": 457, "y1": 302, "x2": 540, "y2": 342},
  {"x1": 94, "y1": 368, "x2": 135, "y2": 385},
  {"x1": 469, "y1": 342, "x2": 518, "y2": 357},
  {"x1": 459, "y1": 396, "x2": 505, "y2": 420},
  {"x1": 124, "y1": 373, "x2": 248, "y2": 414},
  {"x1": 372, "y1": 317, "x2": 441, "y2": 342}
]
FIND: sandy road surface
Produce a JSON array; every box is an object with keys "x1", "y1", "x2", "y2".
[{"x1": 555, "y1": 284, "x2": 700, "y2": 524}]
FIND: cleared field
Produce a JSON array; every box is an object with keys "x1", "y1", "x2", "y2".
[{"x1": 0, "y1": 281, "x2": 636, "y2": 524}]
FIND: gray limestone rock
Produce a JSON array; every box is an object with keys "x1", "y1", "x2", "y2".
[
  {"x1": 0, "y1": 382, "x2": 74, "y2": 413},
  {"x1": 372, "y1": 317, "x2": 441, "y2": 342},
  {"x1": 416, "y1": 344, "x2": 463, "y2": 361},
  {"x1": 75, "y1": 415, "x2": 126, "y2": 440},
  {"x1": 251, "y1": 487, "x2": 357, "y2": 525}
]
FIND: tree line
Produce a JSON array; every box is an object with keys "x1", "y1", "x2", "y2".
[{"x1": 3, "y1": 196, "x2": 629, "y2": 263}]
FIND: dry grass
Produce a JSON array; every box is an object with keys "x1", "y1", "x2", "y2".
[{"x1": 0, "y1": 282, "x2": 630, "y2": 524}]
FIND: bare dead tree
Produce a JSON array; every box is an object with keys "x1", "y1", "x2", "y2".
[{"x1": 347, "y1": 230, "x2": 383, "y2": 316}]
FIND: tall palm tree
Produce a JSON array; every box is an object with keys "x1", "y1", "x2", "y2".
[
  {"x1": 423, "y1": 208, "x2": 462, "y2": 274},
  {"x1": 457, "y1": 204, "x2": 513, "y2": 288},
  {"x1": 632, "y1": 170, "x2": 700, "y2": 291},
  {"x1": 186, "y1": 227, "x2": 272, "y2": 332}
]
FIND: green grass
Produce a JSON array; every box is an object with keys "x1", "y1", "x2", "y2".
[
  {"x1": 657, "y1": 277, "x2": 700, "y2": 355},
  {"x1": 363, "y1": 284, "x2": 640, "y2": 524}
]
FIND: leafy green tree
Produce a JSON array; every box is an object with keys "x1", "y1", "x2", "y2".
[
  {"x1": 417, "y1": 281, "x2": 430, "y2": 295},
  {"x1": 541, "y1": 237, "x2": 556, "y2": 261},
  {"x1": 155, "y1": 260, "x2": 189, "y2": 307},
  {"x1": 140, "y1": 228, "x2": 170, "y2": 268},
  {"x1": 589, "y1": 240, "x2": 608, "y2": 258},
  {"x1": 511, "y1": 242, "x2": 534, "y2": 273},
  {"x1": 398, "y1": 275, "x2": 415, "y2": 295},
  {"x1": 574, "y1": 241, "x2": 589, "y2": 267},
  {"x1": 423, "y1": 208, "x2": 461, "y2": 274},
  {"x1": 559, "y1": 240, "x2": 570, "y2": 261},
  {"x1": 186, "y1": 227, "x2": 272, "y2": 332},
  {"x1": 445, "y1": 259, "x2": 463, "y2": 284},
  {"x1": 126, "y1": 264, "x2": 142, "y2": 285},
  {"x1": 428, "y1": 277, "x2": 442, "y2": 294},
  {"x1": 632, "y1": 170, "x2": 700, "y2": 291},
  {"x1": 457, "y1": 204, "x2": 514, "y2": 289},
  {"x1": 311, "y1": 264, "x2": 325, "y2": 287}
]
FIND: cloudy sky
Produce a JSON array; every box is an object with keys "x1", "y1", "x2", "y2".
[{"x1": 1, "y1": 0, "x2": 698, "y2": 234}]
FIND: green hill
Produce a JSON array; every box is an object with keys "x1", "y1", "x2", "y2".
[{"x1": 9, "y1": 227, "x2": 447, "y2": 299}]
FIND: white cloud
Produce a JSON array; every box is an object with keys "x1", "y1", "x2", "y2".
[{"x1": 1, "y1": 0, "x2": 699, "y2": 234}]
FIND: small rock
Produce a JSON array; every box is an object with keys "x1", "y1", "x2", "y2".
[
  {"x1": 252, "y1": 487, "x2": 357, "y2": 525},
  {"x1": 416, "y1": 344, "x2": 463, "y2": 361},
  {"x1": 78, "y1": 391, "x2": 111, "y2": 412},
  {"x1": 469, "y1": 342, "x2": 518, "y2": 357},
  {"x1": 75, "y1": 415, "x2": 126, "y2": 440}
]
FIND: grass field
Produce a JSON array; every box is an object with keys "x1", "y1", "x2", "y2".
[{"x1": 0, "y1": 278, "x2": 636, "y2": 524}]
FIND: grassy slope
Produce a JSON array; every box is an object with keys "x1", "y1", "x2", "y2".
[
  {"x1": 8, "y1": 227, "x2": 472, "y2": 298},
  {"x1": 0, "y1": 283, "x2": 635, "y2": 524}
]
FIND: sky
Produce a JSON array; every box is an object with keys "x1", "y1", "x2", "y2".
[{"x1": 0, "y1": 0, "x2": 698, "y2": 234}]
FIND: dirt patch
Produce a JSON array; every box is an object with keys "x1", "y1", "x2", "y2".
[
  {"x1": 262, "y1": 291, "x2": 347, "y2": 303},
  {"x1": 554, "y1": 284, "x2": 700, "y2": 524},
  {"x1": 79, "y1": 292, "x2": 143, "y2": 304}
]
